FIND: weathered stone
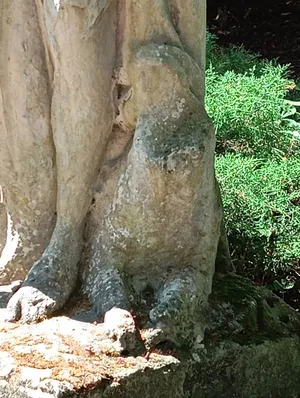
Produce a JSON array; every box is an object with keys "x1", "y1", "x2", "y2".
[
  {"x1": 0, "y1": 0, "x2": 231, "y2": 349},
  {"x1": 0, "y1": 0, "x2": 56, "y2": 283},
  {"x1": 103, "y1": 308, "x2": 140, "y2": 354},
  {"x1": 0, "y1": 315, "x2": 184, "y2": 398},
  {"x1": 185, "y1": 274, "x2": 300, "y2": 398},
  {"x1": 1, "y1": 275, "x2": 300, "y2": 398},
  {"x1": 0, "y1": 200, "x2": 6, "y2": 258}
]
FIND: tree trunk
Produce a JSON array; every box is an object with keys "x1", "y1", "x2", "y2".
[{"x1": 0, "y1": 0, "x2": 230, "y2": 349}]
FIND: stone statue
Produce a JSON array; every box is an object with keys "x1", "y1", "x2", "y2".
[
  {"x1": 0, "y1": 0, "x2": 230, "y2": 349},
  {"x1": 0, "y1": 187, "x2": 6, "y2": 257}
]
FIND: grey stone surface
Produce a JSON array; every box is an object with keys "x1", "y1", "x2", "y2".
[
  {"x1": 0, "y1": 315, "x2": 184, "y2": 398},
  {"x1": 185, "y1": 274, "x2": 300, "y2": 398},
  {"x1": 1, "y1": 275, "x2": 300, "y2": 398}
]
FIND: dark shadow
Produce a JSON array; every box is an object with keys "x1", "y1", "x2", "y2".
[
  {"x1": 55, "y1": 287, "x2": 100, "y2": 324},
  {"x1": 0, "y1": 289, "x2": 13, "y2": 309},
  {"x1": 207, "y1": 0, "x2": 300, "y2": 77}
]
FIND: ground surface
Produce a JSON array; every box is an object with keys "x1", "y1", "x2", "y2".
[
  {"x1": 207, "y1": 0, "x2": 300, "y2": 78},
  {"x1": 2, "y1": 275, "x2": 300, "y2": 397}
]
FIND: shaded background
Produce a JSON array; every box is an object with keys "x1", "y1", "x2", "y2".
[{"x1": 207, "y1": 0, "x2": 300, "y2": 77}]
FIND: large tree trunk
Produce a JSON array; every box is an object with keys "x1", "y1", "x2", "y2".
[{"x1": 0, "y1": 0, "x2": 230, "y2": 349}]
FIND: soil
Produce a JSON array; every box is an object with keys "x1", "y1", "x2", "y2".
[{"x1": 207, "y1": 0, "x2": 300, "y2": 78}]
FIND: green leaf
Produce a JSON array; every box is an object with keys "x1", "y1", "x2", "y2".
[{"x1": 284, "y1": 99, "x2": 300, "y2": 107}]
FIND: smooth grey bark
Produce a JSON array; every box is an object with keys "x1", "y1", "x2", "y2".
[{"x1": 0, "y1": 0, "x2": 231, "y2": 349}]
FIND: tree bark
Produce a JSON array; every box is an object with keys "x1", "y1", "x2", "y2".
[{"x1": 0, "y1": 0, "x2": 231, "y2": 349}]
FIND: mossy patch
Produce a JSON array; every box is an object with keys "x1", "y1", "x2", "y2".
[{"x1": 206, "y1": 274, "x2": 300, "y2": 345}]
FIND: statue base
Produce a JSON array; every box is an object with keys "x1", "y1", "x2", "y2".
[{"x1": 1, "y1": 274, "x2": 300, "y2": 398}]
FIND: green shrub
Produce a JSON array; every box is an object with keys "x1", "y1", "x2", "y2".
[
  {"x1": 206, "y1": 32, "x2": 267, "y2": 76},
  {"x1": 206, "y1": 64, "x2": 294, "y2": 156},
  {"x1": 206, "y1": 33, "x2": 300, "y2": 286},
  {"x1": 216, "y1": 155, "x2": 300, "y2": 276},
  {"x1": 206, "y1": 34, "x2": 300, "y2": 157}
]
